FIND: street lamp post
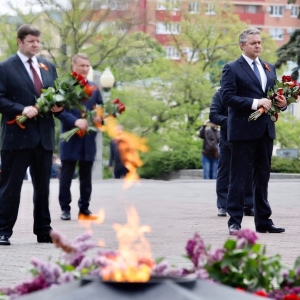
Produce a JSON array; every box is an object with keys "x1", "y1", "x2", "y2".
[{"x1": 93, "y1": 68, "x2": 115, "y2": 180}]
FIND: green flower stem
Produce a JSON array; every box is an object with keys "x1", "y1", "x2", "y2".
[{"x1": 60, "y1": 127, "x2": 81, "y2": 142}]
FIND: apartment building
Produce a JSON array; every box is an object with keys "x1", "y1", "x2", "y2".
[{"x1": 130, "y1": 0, "x2": 300, "y2": 55}]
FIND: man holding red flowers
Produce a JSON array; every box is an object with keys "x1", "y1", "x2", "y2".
[
  {"x1": 221, "y1": 27, "x2": 287, "y2": 235},
  {"x1": 56, "y1": 53, "x2": 103, "y2": 221}
]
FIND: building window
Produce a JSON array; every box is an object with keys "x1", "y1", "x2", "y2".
[
  {"x1": 186, "y1": 48, "x2": 199, "y2": 62},
  {"x1": 189, "y1": 2, "x2": 199, "y2": 13},
  {"x1": 291, "y1": 6, "x2": 299, "y2": 18},
  {"x1": 165, "y1": 46, "x2": 180, "y2": 59},
  {"x1": 269, "y1": 28, "x2": 283, "y2": 40},
  {"x1": 90, "y1": 0, "x2": 128, "y2": 10},
  {"x1": 157, "y1": 0, "x2": 181, "y2": 11},
  {"x1": 205, "y1": 3, "x2": 216, "y2": 15},
  {"x1": 287, "y1": 28, "x2": 295, "y2": 35},
  {"x1": 244, "y1": 5, "x2": 258, "y2": 13},
  {"x1": 156, "y1": 22, "x2": 181, "y2": 34},
  {"x1": 269, "y1": 6, "x2": 284, "y2": 17}
]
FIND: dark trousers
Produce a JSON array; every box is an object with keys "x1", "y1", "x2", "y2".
[
  {"x1": 217, "y1": 139, "x2": 253, "y2": 210},
  {"x1": 227, "y1": 135, "x2": 274, "y2": 229},
  {"x1": 114, "y1": 167, "x2": 128, "y2": 179},
  {"x1": 0, "y1": 144, "x2": 53, "y2": 238},
  {"x1": 59, "y1": 160, "x2": 94, "y2": 212}
]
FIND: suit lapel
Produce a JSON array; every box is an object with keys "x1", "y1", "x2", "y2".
[
  {"x1": 37, "y1": 58, "x2": 50, "y2": 88},
  {"x1": 259, "y1": 59, "x2": 273, "y2": 91},
  {"x1": 239, "y1": 56, "x2": 263, "y2": 91},
  {"x1": 13, "y1": 55, "x2": 36, "y2": 94}
]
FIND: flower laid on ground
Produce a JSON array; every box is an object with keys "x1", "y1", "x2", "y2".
[
  {"x1": 248, "y1": 75, "x2": 300, "y2": 122},
  {"x1": 1, "y1": 228, "x2": 300, "y2": 299},
  {"x1": 60, "y1": 98, "x2": 126, "y2": 142},
  {"x1": 7, "y1": 71, "x2": 95, "y2": 129}
]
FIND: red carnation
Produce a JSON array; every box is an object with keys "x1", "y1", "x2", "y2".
[
  {"x1": 282, "y1": 75, "x2": 292, "y2": 82},
  {"x1": 76, "y1": 74, "x2": 84, "y2": 82},
  {"x1": 84, "y1": 84, "x2": 95, "y2": 97},
  {"x1": 71, "y1": 71, "x2": 77, "y2": 77},
  {"x1": 254, "y1": 290, "x2": 268, "y2": 297},
  {"x1": 283, "y1": 294, "x2": 300, "y2": 300},
  {"x1": 79, "y1": 79, "x2": 87, "y2": 87},
  {"x1": 119, "y1": 104, "x2": 125, "y2": 113},
  {"x1": 112, "y1": 98, "x2": 120, "y2": 104}
]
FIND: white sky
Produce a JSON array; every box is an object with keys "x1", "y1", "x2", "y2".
[{"x1": 1, "y1": 0, "x2": 69, "y2": 15}]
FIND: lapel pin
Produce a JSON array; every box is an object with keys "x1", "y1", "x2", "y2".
[
  {"x1": 38, "y1": 62, "x2": 49, "y2": 71},
  {"x1": 263, "y1": 62, "x2": 271, "y2": 72}
]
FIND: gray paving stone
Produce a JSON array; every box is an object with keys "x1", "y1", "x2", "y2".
[{"x1": 0, "y1": 178, "x2": 299, "y2": 288}]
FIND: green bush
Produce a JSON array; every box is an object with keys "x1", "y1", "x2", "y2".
[
  {"x1": 138, "y1": 150, "x2": 201, "y2": 179},
  {"x1": 271, "y1": 156, "x2": 300, "y2": 173}
]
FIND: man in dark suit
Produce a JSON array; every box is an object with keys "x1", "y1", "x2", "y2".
[
  {"x1": 109, "y1": 125, "x2": 129, "y2": 179},
  {"x1": 57, "y1": 53, "x2": 103, "y2": 221},
  {"x1": 0, "y1": 24, "x2": 62, "y2": 245},
  {"x1": 220, "y1": 27, "x2": 287, "y2": 235},
  {"x1": 209, "y1": 90, "x2": 254, "y2": 217}
]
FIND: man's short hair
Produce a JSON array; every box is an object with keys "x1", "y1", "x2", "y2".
[
  {"x1": 17, "y1": 24, "x2": 40, "y2": 41},
  {"x1": 239, "y1": 27, "x2": 260, "y2": 44},
  {"x1": 72, "y1": 53, "x2": 89, "y2": 64}
]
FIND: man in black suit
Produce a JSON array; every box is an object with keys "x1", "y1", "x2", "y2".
[
  {"x1": 109, "y1": 125, "x2": 129, "y2": 179},
  {"x1": 57, "y1": 53, "x2": 103, "y2": 221},
  {"x1": 0, "y1": 24, "x2": 62, "y2": 245},
  {"x1": 220, "y1": 27, "x2": 287, "y2": 235},
  {"x1": 209, "y1": 90, "x2": 254, "y2": 217}
]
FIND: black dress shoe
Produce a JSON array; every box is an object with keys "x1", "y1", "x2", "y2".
[
  {"x1": 244, "y1": 208, "x2": 254, "y2": 216},
  {"x1": 0, "y1": 236, "x2": 10, "y2": 246},
  {"x1": 61, "y1": 210, "x2": 71, "y2": 220},
  {"x1": 229, "y1": 224, "x2": 241, "y2": 235},
  {"x1": 218, "y1": 208, "x2": 227, "y2": 217},
  {"x1": 37, "y1": 234, "x2": 53, "y2": 243},
  {"x1": 78, "y1": 209, "x2": 98, "y2": 221},
  {"x1": 256, "y1": 225, "x2": 285, "y2": 233}
]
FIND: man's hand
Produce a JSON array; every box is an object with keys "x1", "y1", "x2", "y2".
[
  {"x1": 22, "y1": 106, "x2": 38, "y2": 118},
  {"x1": 51, "y1": 105, "x2": 64, "y2": 113},
  {"x1": 75, "y1": 118, "x2": 88, "y2": 131},
  {"x1": 275, "y1": 95, "x2": 287, "y2": 108},
  {"x1": 258, "y1": 98, "x2": 272, "y2": 110},
  {"x1": 204, "y1": 119, "x2": 210, "y2": 126}
]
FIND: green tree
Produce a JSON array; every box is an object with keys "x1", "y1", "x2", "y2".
[
  {"x1": 275, "y1": 29, "x2": 300, "y2": 81},
  {"x1": 275, "y1": 111, "x2": 300, "y2": 149}
]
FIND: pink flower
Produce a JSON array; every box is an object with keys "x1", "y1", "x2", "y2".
[{"x1": 232, "y1": 228, "x2": 259, "y2": 245}]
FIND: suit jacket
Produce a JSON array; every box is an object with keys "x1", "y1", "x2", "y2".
[
  {"x1": 57, "y1": 82, "x2": 103, "y2": 162},
  {"x1": 0, "y1": 54, "x2": 57, "y2": 150},
  {"x1": 220, "y1": 56, "x2": 277, "y2": 142},
  {"x1": 209, "y1": 90, "x2": 228, "y2": 141}
]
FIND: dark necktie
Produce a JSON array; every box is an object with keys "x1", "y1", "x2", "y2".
[
  {"x1": 252, "y1": 61, "x2": 262, "y2": 86},
  {"x1": 28, "y1": 58, "x2": 43, "y2": 96}
]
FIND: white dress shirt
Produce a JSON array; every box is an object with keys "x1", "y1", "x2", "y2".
[
  {"x1": 242, "y1": 54, "x2": 267, "y2": 110},
  {"x1": 17, "y1": 51, "x2": 44, "y2": 85}
]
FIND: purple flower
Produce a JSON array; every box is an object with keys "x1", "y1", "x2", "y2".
[
  {"x1": 185, "y1": 233, "x2": 206, "y2": 268},
  {"x1": 207, "y1": 248, "x2": 225, "y2": 263},
  {"x1": 57, "y1": 272, "x2": 75, "y2": 284},
  {"x1": 232, "y1": 228, "x2": 259, "y2": 245},
  {"x1": 15, "y1": 274, "x2": 50, "y2": 295},
  {"x1": 195, "y1": 268, "x2": 209, "y2": 280}
]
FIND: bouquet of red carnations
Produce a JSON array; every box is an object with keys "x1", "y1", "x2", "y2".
[
  {"x1": 7, "y1": 71, "x2": 95, "y2": 129},
  {"x1": 248, "y1": 75, "x2": 300, "y2": 122},
  {"x1": 60, "y1": 99, "x2": 126, "y2": 142}
]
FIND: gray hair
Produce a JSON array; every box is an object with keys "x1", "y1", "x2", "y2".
[
  {"x1": 72, "y1": 53, "x2": 89, "y2": 64},
  {"x1": 239, "y1": 27, "x2": 260, "y2": 44}
]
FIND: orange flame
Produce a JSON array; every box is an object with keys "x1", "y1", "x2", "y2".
[
  {"x1": 78, "y1": 209, "x2": 105, "y2": 234},
  {"x1": 101, "y1": 206, "x2": 154, "y2": 282},
  {"x1": 104, "y1": 117, "x2": 149, "y2": 187}
]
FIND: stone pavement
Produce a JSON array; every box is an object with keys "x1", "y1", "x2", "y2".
[{"x1": 0, "y1": 178, "x2": 299, "y2": 289}]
